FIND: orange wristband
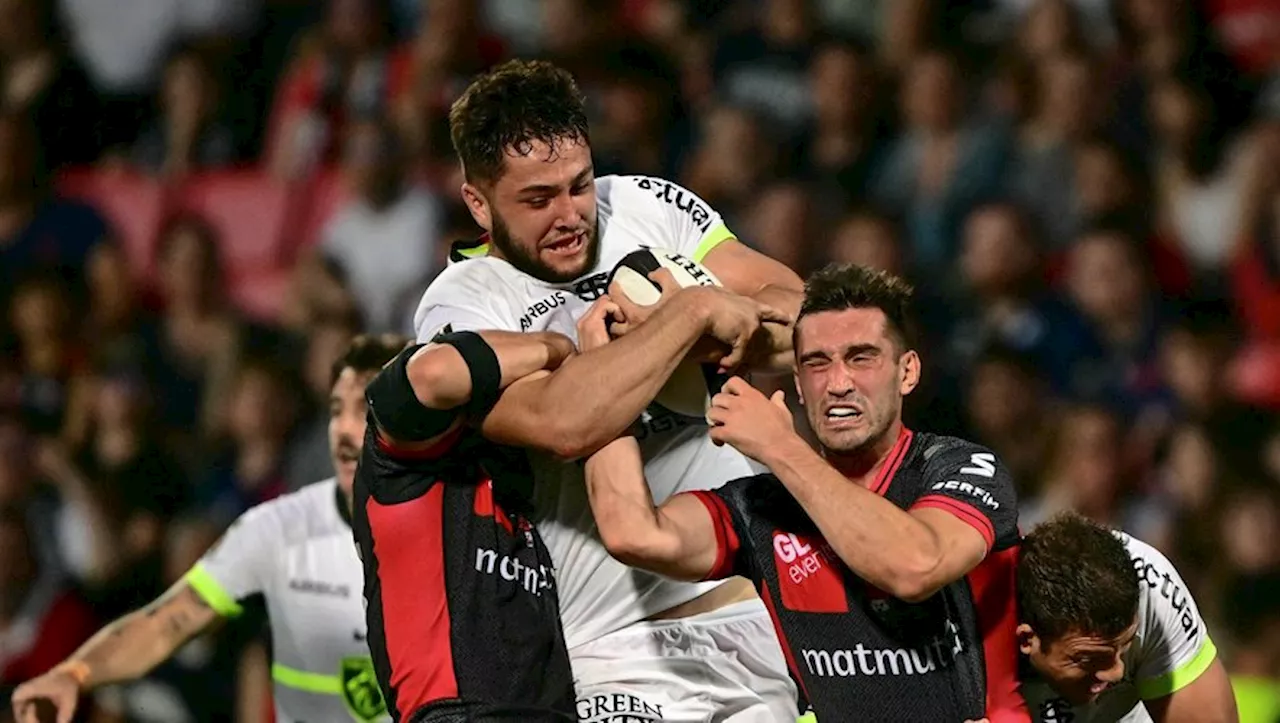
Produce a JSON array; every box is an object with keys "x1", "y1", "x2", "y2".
[{"x1": 55, "y1": 660, "x2": 91, "y2": 686}]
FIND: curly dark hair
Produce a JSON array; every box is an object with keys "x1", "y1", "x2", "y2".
[
  {"x1": 330, "y1": 333, "x2": 412, "y2": 387},
  {"x1": 1018, "y1": 512, "x2": 1140, "y2": 645},
  {"x1": 448, "y1": 59, "x2": 590, "y2": 185},
  {"x1": 797, "y1": 263, "x2": 917, "y2": 351}
]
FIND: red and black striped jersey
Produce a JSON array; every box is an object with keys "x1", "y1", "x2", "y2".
[
  {"x1": 352, "y1": 426, "x2": 576, "y2": 722},
  {"x1": 688, "y1": 428, "x2": 1029, "y2": 722}
]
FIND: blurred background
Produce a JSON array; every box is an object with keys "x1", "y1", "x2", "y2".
[{"x1": 0, "y1": 0, "x2": 1278, "y2": 720}]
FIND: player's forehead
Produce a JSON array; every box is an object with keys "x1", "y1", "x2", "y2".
[
  {"x1": 330, "y1": 367, "x2": 375, "y2": 402},
  {"x1": 1053, "y1": 621, "x2": 1139, "y2": 655},
  {"x1": 492, "y1": 136, "x2": 592, "y2": 194},
  {"x1": 796, "y1": 308, "x2": 894, "y2": 354}
]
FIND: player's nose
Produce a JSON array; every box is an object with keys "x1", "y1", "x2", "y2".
[
  {"x1": 552, "y1": 193, "x2": 583, "y2": 226},
  {"x1": 1096, "y1": 656, "x2": 1125, "y2": 684}
]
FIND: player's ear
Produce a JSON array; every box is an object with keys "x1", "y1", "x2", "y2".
[
  {"x1": 460, "y1": 182, "x2": 492, "y2": 231},
  {"x1": 792, "y1": 371, "x2": 804, "y2": 408},
  {"x1": 1015, "y1": 623, "x2": 1039, "y2": 656},
  {"x1": 899, "y1": 350, "x2": 920, "y2": 396}
]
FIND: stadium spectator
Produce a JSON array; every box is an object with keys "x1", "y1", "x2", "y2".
[
  {"x1": 963, "y1": 345, "x2": 1056, "y2": 498},
  {"x1": 0, "y1": 505, "x2": 97, "y2": 695},
  {"x1": 306, "y1": 117, "x2": 443, "y2": 333},
  {"x1": 0, "y1": 0, "x2": 100, "y2": 166},
  {"x1": 946, "y1": 201, "x2": 1094, "y2": 394},
  {"x1": 132, "y1": 45, "x2": 236, "y2": 178},
  {"x1": 1062, "y1": 222, "x2": 1169, "y2": 411},
  {"x1": 194, "y1": 358, "x2": 297, "y2": 526},
  {"x1": 0, "y1": 112, "x2": 109, "y2": 312},
  {"x1": 146, "y1": 215, "x2": 243, "y2": 444},
  {"x1": 7, "y1": 276, "x2": 87, "y2": 437},
  {"x1": 825, "y1": 207, "x2": 904, "y2": 274},
  {"x1": 799, "y1": 36, "x2": 889, "y2": 213},
  {"x1": 265, "y1": 0, "x2": 402, "y2": 178},
  {"x1": 285, "y1": 311, "x2": 361, "y2": 491},
  {"x1": 871, "y1": 50, "x2": 1010, "y2": 273}
]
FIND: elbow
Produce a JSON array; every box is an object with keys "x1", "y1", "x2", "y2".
[
  {"x1": 540, "y1": 417, "x2": 606, "y2": 461},
  {"x1": 599, "y1": 528, "x2": 666, "y2": 571},
  {"x1": 405, "y1": 351, "x2": 466, "y2": 410},
  {"x1": 886, "y1": 551, "x2": 946, "y2": 604}
]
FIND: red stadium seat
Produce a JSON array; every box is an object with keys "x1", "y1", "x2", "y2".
[
  {"x1": 228, "y1": 266, "x2": 292, "y2": 323},
  {"x1": 55, "y1": 167, "x2": 167, "y2": 275},
  {"x1": 174, "y1": 170, "x2": 294, "y2": 273},
  {"x1": 1228, "y1": 341, "x2": 1280, "y2": 410}
]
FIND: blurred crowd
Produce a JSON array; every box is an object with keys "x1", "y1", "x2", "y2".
[{"x1": 1, "y1": 0, "x2": 1279, "y2": 721}]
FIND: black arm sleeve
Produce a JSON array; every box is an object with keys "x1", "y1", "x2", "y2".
[{"x1": 365, "y1": 344, "x2": 461, "y2": 442}]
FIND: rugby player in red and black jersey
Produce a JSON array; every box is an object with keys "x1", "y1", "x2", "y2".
[
  {"x1": 582, "y1": 264, "x2": 1030, "y2": 722},
  {"x1": 352, "y1": 329, "x2": 580, "y2": 722}
]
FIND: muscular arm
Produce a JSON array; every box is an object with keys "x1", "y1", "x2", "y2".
[
  {"x1": 760, "y1": 435, "x2": 988, "y2": 603},
  {"x1": 480, "y1": 290, "x2": 714, "y2": 460},
  {"x1": 66, "y1": 582, "x2": 220, "y2": 688},
  {"x1": 701, "y1": 240, "x2": 804, "y2": 372},
  {"x1": 1144, "y1": 658, "x2": 1238, "y2": 723},
  {"x1": 584, "y1": 436, "x2": 721, "y2": 580},
  {"x1": 376, "y1": 330, "x2": 574, "y2": 449}
]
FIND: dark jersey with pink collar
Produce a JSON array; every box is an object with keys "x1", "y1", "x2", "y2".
[{"x1": 687, "y1": 429, "x2": 1028, "y2": 722}]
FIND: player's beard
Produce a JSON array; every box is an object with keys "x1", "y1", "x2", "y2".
[{"x1": 489, "y1": 208, "x2": 599, "y2": 284}]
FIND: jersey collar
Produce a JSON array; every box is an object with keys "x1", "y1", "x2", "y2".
[
  {"x1": 870, "y1": 427, "x2": 914, "y2": 496},
  {"x1": 334, "y1": 482, "x2": 352, "y2": 529},
  {"x1": 448, "y1": 234, "x2": 491, "y2": 264}
]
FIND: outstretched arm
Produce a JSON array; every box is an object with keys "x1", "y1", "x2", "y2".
[
  {"x1": 700, "y1": 239, "x2": 804, "y2": 372},
  {"x1": 11, "y1": 582, "x2": 219, "y2": 723},
  {"x1": 584, "y1": 435, "x2": 722, "y2": 581}
]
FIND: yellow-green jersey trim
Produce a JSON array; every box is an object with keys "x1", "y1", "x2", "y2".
[
  {"x1": 272, "y1": 663, "x2": 343, "y2": 695},
  {"x1": 691, "y1": 222, "x2": 734, "y2": 263},
  {"x1": 1137, "y1": 636, "x2": 1218, "y2": 699},
  {"x1": 184, "y1": 564, "x2": 244, "y2": 618}
]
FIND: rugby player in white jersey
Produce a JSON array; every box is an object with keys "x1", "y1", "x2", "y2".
[
  {"x1": 414, "y1": 59, "x2": 802, "y2": 720},
  {"x1": 1017, "y1": 513, "x2": 1237, "y2": 723},
  {"x1": 9, "y1": 335, "x2": 412, "y2": 723}
]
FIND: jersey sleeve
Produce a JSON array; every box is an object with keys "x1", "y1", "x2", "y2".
[
  {"x1": 412, "y1": 262, "x2": 522, "y2": 342},
  {"x1": 613, "y1": 176, "x2": 737, "y2": 262},
  {"x1": 909, "y1": 439, "x2": 1020, "y2": 552},
  {"x1": 183, "y1": 505, "x2": 279, "y2": 617},
  {"x1": 1124, "y1": 534, "x2": 1218, "y2": 700},
  {"x1": 682, "y1": 475, "x2": 765, "y2": 582}
]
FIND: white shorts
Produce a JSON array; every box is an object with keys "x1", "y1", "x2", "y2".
[{"x1": 570, "y1": 598, "x2": 799, "y2": 722}]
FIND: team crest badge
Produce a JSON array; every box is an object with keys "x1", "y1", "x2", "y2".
[{"x1": 341, "y1": 656, "x2": 387, "y2": 722}]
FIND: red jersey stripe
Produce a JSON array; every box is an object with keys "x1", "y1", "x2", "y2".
[
  {"x1": 966, "y1": 546, "x2": 1028, "y2": 722},
  {"x1": 364, "y1": 484, "x2": 458, "y2": 714},
  {"x1": 911, "y1": 494, "x2": 996, "y2": 549},
  {"x1": 687, "y1": 490, "x2": 741, "y2": 581},
  {"x1": 871, "y1": 428, "x2": 915, "y2": 495}
]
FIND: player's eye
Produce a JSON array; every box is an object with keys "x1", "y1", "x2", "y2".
[
  {"x1": 525, "y1": 198, "x2": 550, "y2": 209},
  {"x1": 571, "y1": 182, "x2": 590, "y2": 195}
]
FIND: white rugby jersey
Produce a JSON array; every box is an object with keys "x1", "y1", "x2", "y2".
[
  {"x1": 1022, "y1": 532, "x2": 1218, "y2": 723},
  {"x1": 412, "y1": 174, "x2": 757, "y2": 648},
  {"x1": 185, "y1": 479, "x2": 389, "y2": 723}
]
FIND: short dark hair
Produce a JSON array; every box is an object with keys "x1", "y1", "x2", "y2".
[
  {"x1": 1018, "y1": 512, "x2": 1140, "y2": 645},
  {"x1": 796, "y1": 263, "x2": 916, "y2": 351},
  {"x1": 330, "y1": 333, "x2": 411, "y2": 387},
  {"x1": 449, "y1": 59, "x2": 590, "y2": 184}
]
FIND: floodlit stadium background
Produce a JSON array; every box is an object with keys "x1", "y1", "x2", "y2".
[{"x1": 1, "y1": 0, "x2": 1279, "y2": 720}]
